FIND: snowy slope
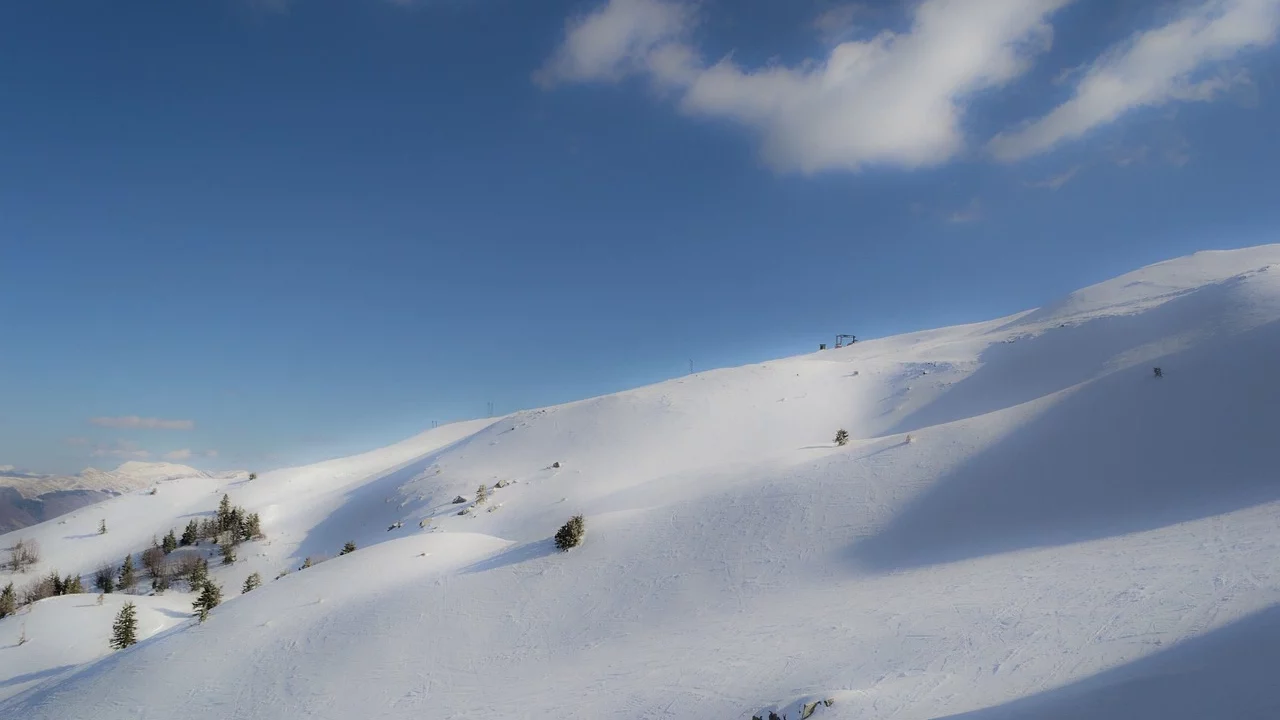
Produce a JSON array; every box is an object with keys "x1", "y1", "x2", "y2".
[{"x1": 3, "y1": 245, "x2": 1280, "y2": 720}]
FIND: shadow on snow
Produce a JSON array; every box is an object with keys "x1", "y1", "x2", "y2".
[
  {"x1": 851, "y1": 317, "x2": 1280, "y2": 571},
  {"x1": 936, "y1": 603, "x2": 1280, "y2": 720}
]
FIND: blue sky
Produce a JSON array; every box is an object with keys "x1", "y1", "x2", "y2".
[{"x1": 2, "y1": 0, "x2": 1278, "y2": 475}]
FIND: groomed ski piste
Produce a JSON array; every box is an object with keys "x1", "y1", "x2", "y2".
[{"x1": 3, "y1": 245, "x2": 1280, "y2": 719}]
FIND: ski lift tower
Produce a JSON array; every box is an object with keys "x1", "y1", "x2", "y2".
[{"x1": 835, "y1": 334, "x2": 857, "y2": 349}]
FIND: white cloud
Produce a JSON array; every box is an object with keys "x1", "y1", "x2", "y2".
[
  {"x1": 164, "y1": 449, "x2": 193, "y2": 461},
  {"x1": 91, "y1": 440, "x2": 151, "y2": 460},
  {"x1": 947, "y1": 198, "x2": 983, "y2": 224},
  {"x1": 535, "y1": 0, "x2": 695, "y2": 87},
  {"x1": 1027, "y1": 164, "x2": 1082, "y2": 190},
  {"x1": 990, "y1": 0, "x2": 1280, "y2": 161},
  {"x1": 90, "y1": 416, "x2": 195, "y2": 430},
  {"x1": 539, "y1": 0, "x2": 1073, "y2": 174}
]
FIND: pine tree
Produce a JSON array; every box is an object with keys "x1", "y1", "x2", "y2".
[
  {"x1": 243, "y1": 513, "x2": 262, "y2": 541},
  {"x1": 299, "y1": 557, "x2": 313, "y2": 570},
  {"x1": 554, "y1": 514, "x2": 586, "y2": 551},
  {"x1": 339, "y1": 541, "x2": 357, "y2": 556},
  {"x1": 187, "y1": 557, "x2": 209, "y2": 592},
  {"x1": 217, "y1": 494, "x2": 233, "y2": 532},
  {"x1": 180, "y1": 520, "x2": 198, "y2": 547},
  {"x1": 220, "y1": 542, "x2": 236, "y2": 566},
  {"x1": 109, "y1": 602, "x2": 139, "y2": 650},
  {"x1": 162, "y1": 529, "x2": 178, "y2": 554},
  {"x1": 242, "y1": 572, "x2": 262, "y2": 593},
  {"x1": 118, "y1": 554, "x2": 136, "y2": 592},
  {"x1": 475, "y1": 484, "x2": 490, "y2": 505},
  {"x1": 834, "y1": 429, "x2": 850, "y2": 446},
  {"x1": 248, "y1": 472, "x2": 257, "y2": 482},
  {"x1": 64, "y1": 574, "x2": 84, "y2": 594},
  {"x1": 0, "y1": 583, "x2": 16, "y2": 619},
  {"x1": 192, "y1": 580, "x2": 222, "y2": 622},
  {"x1": 98, "y1": 518, "x2": 107, "y2": 535}
]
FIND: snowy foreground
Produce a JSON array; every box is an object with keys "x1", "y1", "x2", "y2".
[{"x1": 3, "y1": 246, "x2": 1280, "y2": 719}]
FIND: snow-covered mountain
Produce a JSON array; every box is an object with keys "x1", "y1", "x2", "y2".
[
  {"x1": 2, "y1": 245, "x2": 1280, "y2": 719},
  {"x1": 0, "y1": 462, "x2": 224, "y2": 533}
]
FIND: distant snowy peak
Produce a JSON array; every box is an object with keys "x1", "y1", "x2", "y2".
[{"x1": 3, "y1": 461, "x2": 219, "y2": 499}]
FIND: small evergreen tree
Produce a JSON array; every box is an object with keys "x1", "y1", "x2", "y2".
[
  {"x1": 475, "y1": 484, "x2": 490, "y2": 505},
  {"x1": 162, "y1": 529, "x2": 178, "y2": 554},
  {"x1": 554, "y1": 514, "x2": 586, "y2": 551},
  {"x1": 94, "y1": 564, "x2": 115, "y2": 594},
  {"x1": 242, "y1": 572, "x2": 262, "y2": 593},
  {"x1": 299, "y1": 557, "x2": 313, "y2": 571},
  {"x1": 0, "y1": 583, "x2": 16, "y2": 619},
  {"x1": 64, "y1": 574, "x2": 84, "y2": 594},
  {"x1": 118, "y1": 554, "x2": 136, "y2": 592},
  {"x1": 220, "y1": 542, "x2": 236, "y2": 565},
  {"x1": 198, "y1": 518, "x2": 217, "y2": 542},
  {"x1": 193, "y1": 580, "x2": 222, "y2": 622},
  {"x1": 47, "y1": 571, "x2": 65, "y2": 596},
  {"x1": 187, "y1": 557, "x2": 209, "y2": 592},
  {"x1": 109, "y1": 602, "x2": 138, "y2": 650},
  {"x1": 339, "y1": 541, "x2": 357, "y2": 556},
  {"x1": 243, "y1": 512, "x2": 263, "y2": 541},
  {"x1": 834, "y1": 429, "x2": 850, "y2": 446},
  {"x1": 180, "y1": 520, "x2": 198, "y2": 547},
  {"x1": 217, "y1": 494, "x2": 233, "y2": 532},
  {"x1": 98, "y1": 518, "x2": 107, "y2": 535},
  {"x1": 248, "y1": 472, "x2": 257, "y2": 482}
]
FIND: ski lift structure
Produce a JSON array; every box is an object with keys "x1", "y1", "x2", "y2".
[{"x1": 820, "y1": 334, "x2": 858, "y2": 351}]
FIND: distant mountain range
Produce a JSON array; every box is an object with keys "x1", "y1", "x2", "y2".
[{"x1": 0, "y1": 461, "x2": 232, "y2": 533}]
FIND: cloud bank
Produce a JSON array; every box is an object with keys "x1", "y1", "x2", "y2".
[{"x1": 540, "y1": 0, "x2": 1280, "y2": 172}]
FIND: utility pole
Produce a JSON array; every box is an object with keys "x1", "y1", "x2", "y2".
[
  {"x1": 487, "y1": 401, "x2": 494, "y2": 418},
  {"x1": 689, "y1": 359, "x2": 694, "y2": 374}
]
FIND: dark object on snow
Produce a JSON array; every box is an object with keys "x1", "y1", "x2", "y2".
[
  {"x1": 555, "y1": 514, "x2": 585, "y2": 551},
  {"x1": 834, "y1": 429, "x2": 849, "y2": 446},
  {"x1": 452, "y1": 496, "x2": 467, "y2": 504},
  {"x1": 769, "y1": 712, "x2": 785, "y2": 720},
  {"x1": 552, "y1": 461, "x2": 561, "y2": 469},
  {"x1": 1154, "y1": 367, "x2": 1164, "y2": 378},
  {"x1": 386, "y1": 522, "x2": 403, "y2": 532}
]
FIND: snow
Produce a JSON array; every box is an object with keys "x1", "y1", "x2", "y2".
[
  {"x1": 1, "y1": 460, "x2": 217, "y2": 499},
  {"x1": 3, "y1": 244, "x2": 1280, "y2": 719}
]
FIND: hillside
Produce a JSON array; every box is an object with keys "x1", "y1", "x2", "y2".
[
  {"x1": 2, "y1": 245, "x2": 1280, "y2": 719},
  {"x1": 0, "y1": 462, "x2": 220, "y2": 533}
]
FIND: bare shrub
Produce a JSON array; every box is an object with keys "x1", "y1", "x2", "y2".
[{"x1": 7, "y1": 539, "x2": 40, "y2": 573}]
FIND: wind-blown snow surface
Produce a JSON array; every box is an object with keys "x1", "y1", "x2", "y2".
[{"x1": 4, "y1": 246, "x2": 1280, "y2": 719}]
